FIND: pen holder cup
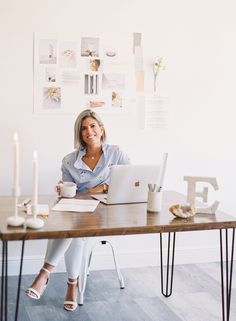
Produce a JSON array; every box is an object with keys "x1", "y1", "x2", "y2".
[{"x1": 147, "y1": 191, "x2": 162, "y2": 213}]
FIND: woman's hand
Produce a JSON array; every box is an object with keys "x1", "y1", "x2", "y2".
[
  {"x1": 88, "y1": 184, "x2": 108, "y2": 194},
  {"x1": 55, "y1": 180, "x2": 64, "y2": 195}
]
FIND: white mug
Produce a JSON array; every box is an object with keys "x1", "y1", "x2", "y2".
[
  {"x1": 59, "y1": 182, "x2": 77, "y2": 198},
  {"x1": 147, "y1": 191, "x2": 162, "y2": 212}
]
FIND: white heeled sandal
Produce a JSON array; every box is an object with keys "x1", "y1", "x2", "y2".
[
  {"x1": 25, "y1": 267, "x2": 50, "y2": 300},
  {"x1": 64, "y1": 279, "x2": 78, "y2": 312}
]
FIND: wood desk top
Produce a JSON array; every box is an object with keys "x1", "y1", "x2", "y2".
[{"x1": 1, "y1": 191, "x2": 236, "y2": 241}]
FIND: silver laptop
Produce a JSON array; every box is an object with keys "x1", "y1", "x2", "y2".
[{"x1": 91, "y1": 164, "x2": 160, "y2": 205}]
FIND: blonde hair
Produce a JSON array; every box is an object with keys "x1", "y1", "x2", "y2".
[{"x1": 74, "y1": 109, "x2": 106, "y2": 149}]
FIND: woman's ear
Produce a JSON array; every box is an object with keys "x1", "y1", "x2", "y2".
[{"x1": 100, "y1": 127, "x2": 104, "y2": 139}]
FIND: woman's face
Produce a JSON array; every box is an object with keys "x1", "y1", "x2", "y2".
[{"x1": 81, "y1": 117, "x2": 103, "y2": 147}]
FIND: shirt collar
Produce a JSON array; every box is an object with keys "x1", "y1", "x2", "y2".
[
  {"x1": 74, "y1": 148, "x2": 86, "y2": 169},
  {"x1": 74, "y1": 143, "x2": 107, "y2": 169}
]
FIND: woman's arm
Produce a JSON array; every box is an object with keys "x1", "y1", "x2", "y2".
[
  {"x1": 87, "y1": 184, "x2": 106, "y2": 194},
  {"x1": 61, "y1": 164, "x2": 75, "y2": 183}
]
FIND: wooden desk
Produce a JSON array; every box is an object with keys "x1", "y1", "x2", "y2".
[{"x1": 1, "y1": 191, "x2": 235, "y2": 321}]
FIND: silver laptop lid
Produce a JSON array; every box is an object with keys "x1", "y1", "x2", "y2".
[{"x1": 106, "y1": 164, "x2": 160, "y2": 204}]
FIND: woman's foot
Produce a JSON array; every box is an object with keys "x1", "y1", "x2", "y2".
[
  {"x1": 25, "y1": 267, "x2": 51, "y2": 300},
  {"x1": 64, "y1": 279, "x2": 78, "y2": 312}
]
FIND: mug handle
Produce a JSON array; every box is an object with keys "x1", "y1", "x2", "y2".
[{"x1": 55, "y1": 180, "x2": 64, "y2": 196}]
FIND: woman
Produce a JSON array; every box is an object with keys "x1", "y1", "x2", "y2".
[{"x1": 25, "y1": 109, "x2": 130, "y2": 311}]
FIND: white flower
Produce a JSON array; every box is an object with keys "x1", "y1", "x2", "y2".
[
  {"x1": 44, "y1": 87, "x2": 61, "y2": 102},
  {"x1": 153, "y1": 56, "x2": 165, "y2": 93},
  {"x1": 153, "y1": 56, "x2": 165, "y2": 76},
  {"x1": 62, "y1": 49, "x2": 74, "y2": 58}
]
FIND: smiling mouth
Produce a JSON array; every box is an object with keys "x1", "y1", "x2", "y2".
[{"x1": 87, "y1": 135, "x2": 96, "y2": 139}]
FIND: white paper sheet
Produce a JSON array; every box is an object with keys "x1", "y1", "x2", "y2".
[{"x1": 52, "y1": 198, "x2": 99, "y2": 212}]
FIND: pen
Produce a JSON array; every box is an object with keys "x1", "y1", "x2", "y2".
[
  {"x1": 157, "y1": 152, "x2": 168, "y2": 192},
  {"x1": 18, "y1": 198, "x2": 31, "y2": 208}
]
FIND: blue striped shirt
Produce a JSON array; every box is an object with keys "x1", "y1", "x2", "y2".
[{"x1": 61, "y1": 144, "x2": 130, "y2": 193}]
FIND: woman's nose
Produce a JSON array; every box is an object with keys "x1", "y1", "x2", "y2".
[{"x1": 86, "y1": 126, "x2": 93, "y2": 134}]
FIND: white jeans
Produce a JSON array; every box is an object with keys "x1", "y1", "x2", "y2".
[{"x1": 45, "y1": 238, "x2": 86, "y2": 279}]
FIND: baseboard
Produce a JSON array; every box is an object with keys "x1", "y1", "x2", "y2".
[{"x1": 1, "y1": 246, "x2": 222, "y2": 276}]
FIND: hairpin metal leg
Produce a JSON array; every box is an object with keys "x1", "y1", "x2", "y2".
[
  {"x1": 1, "y1": 241, "x2": 5, "y2": 321},
  {"x1": 160, "y1": 232, "x2": 176, "y2": 297},
  {"x1": 1, "y1": 240, "x2": 8, "y2": 321},
  {"x1": 220, "y1": 228, "x2": 235, "y2": 321},
  {"x1": 14, "y1": 239, "x2": 25, "y2": 321}
]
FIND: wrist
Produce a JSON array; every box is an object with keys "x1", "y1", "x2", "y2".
[{"x1": 103, "y1": 184, "x2": 108, "y2": 193}]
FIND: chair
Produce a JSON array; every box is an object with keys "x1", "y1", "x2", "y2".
[{"x1": 78, "y1": 238, "x2": 125, "y2": 305}]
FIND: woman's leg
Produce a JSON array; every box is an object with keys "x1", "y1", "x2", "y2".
[
  {"x1": 26, "y1": 238, "x2": 73, "y2": 299},
  {"x1": 64, "y1": 238, "x2": 86, "y2": 310}
]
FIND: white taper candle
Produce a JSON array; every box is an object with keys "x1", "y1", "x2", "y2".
[
  {"x1": 33, "y1": 151, "x2": 38, "y2": 206},
  {"x1": 13, "y1": 132, "x2": 19, "y2": 197}
]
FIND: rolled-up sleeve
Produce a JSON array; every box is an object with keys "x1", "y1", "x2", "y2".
[{"x1": 117, "y1": 148, "x2": 130, "y2": 165}]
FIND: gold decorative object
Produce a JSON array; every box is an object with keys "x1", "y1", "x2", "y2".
[{"x1": 169, "y1": 204, "x2": 196, "y2": 218}]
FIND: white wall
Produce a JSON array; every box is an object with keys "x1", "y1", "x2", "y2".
[{"x1": 1, "y1": 0, "x2": 236, "y2": 275}]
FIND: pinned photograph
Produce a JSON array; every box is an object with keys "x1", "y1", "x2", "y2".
[
  {"x1": 133, "y1": 32, "x2": 142, "y2": 53},
  {"x1": 45, "y1": 67, "x2": 56, "y2": 82},
  {"x1": 59, "y1": 41, "x2": 77, "y2": 68},
  {"x1": 102, "y1": 73, "x2": 125, "y2": 90},
  {"x1": 39, "y1": 39, "x2": 57, "y2": 64},
  {"x1": 89, "y1": 59, "x2": 101, "y2": 72},
  {"x1": 112, "y1": 91, "x2": 122, "y2": 108},
  {"x1": 61, "y1": 70, "x2": 80, "y2": 84},
  {"x1": 42, "y1": 87, "x2": 61, "y2": 109},
  {"x1": 81, "y1": 37, "x2": 99, "y2": 57},
  {"x1": 84, "y1": 74, "x2": 99, "y2": 95},
  {"x1": 89, "y1": 99, "x2": 106, "y2": 108}
]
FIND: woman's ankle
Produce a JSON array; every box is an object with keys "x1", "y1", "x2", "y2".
[
  {"x1": 42, "y1": 263, "x2": 54, "y2": 273},
  {"x1": 67, "y1": 276, "x2": 78, "y2": 286}
]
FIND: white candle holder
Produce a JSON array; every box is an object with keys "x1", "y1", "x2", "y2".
[
  {"x1": 26, "y1": 204, "x2": 44, "y2": 229},
  {"x1": 7, "y1": 191, "x2": 25, "y2": 227}
]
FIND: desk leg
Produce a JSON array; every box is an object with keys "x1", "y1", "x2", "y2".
[
  {"x1": 1, "y1": 239, "x2": 25, "y2": 321},
  {"x1": 14, "y1": 240, "x2": 25, "y2": 321},
  {"x1": 160, "y1": 232, "x2": 176, "y2": 297},
  {"x1": 1, "y1": 240, "x2": 4, "y2": 321},
  {"x1": 219, "y1": 228, "x2": 235, "y2": 321},
  {"x1": 1, "y1": 240, "x2": 8, "y2": 321}
]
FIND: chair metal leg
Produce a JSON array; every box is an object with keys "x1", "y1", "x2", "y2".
[
  {"x1": 219, "y1": 228, "x2": 235, "y2": 321},
  {"x1": 160, "y1": 232, "x2": 176, "y2": 297},
  {"x1": 78, "y1": 239, "x2": 125, "y2": 305},
  {"x1": 104, "y1": 240, "x2": 125, "y2": 289},
  {"x1": 87, "y1": 240, "x2": 125, "y2": 289}
]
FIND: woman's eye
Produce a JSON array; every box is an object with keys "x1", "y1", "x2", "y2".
[{"x1": 91, "y1": 124, "x2": 95, "y2": 128}]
